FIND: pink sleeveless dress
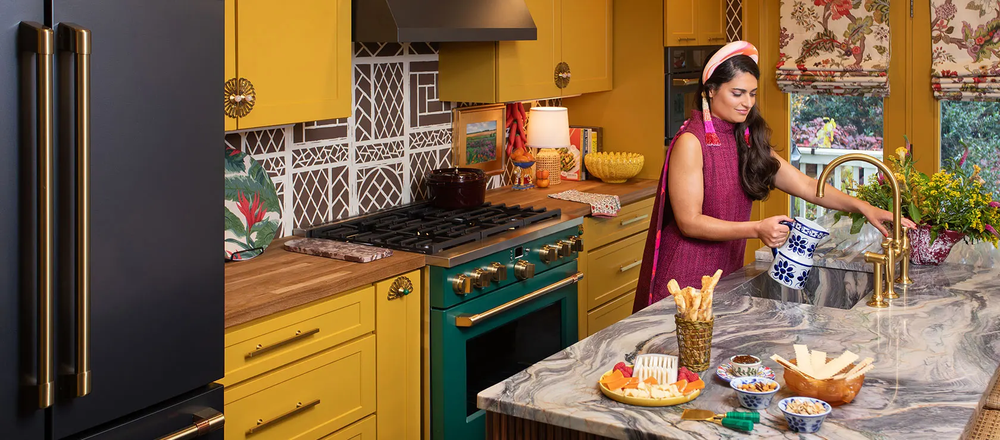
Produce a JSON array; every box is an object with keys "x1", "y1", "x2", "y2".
[{"x1": 632, "y1": 110, "x2": 753, "y2": 313}]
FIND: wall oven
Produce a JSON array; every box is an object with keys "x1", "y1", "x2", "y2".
[
  {"x1": 665, "y1": 45, "x2": 724, "y2": 144},
  {"x1": 430, "y1": 226, "x2": 582, "y2": 440}
]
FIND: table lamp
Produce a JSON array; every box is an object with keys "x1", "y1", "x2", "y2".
[{"x1": 526, "y1": 106, "x2": 570, "y2": 185}]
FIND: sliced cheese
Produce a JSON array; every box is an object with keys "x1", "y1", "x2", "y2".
[
  {"x1": 794, "y1": 344, "x2": 813, "y2": 376},
  {"x1": 811, "y1": 350, "x2": 827, "y2": 375},
  {"x1": 814, "y1": 350, "x2": 859, "y2": 380}
]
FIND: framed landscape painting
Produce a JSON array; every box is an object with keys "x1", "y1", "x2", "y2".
[{"x1": 452, "y1": 104, "x2": 505, "y2": 175}]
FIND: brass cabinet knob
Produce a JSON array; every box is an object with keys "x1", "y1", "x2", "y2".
[
  {"x1": 470, "y1": 269, "x2": 491, "y2": 289},
  {"x1": 387, "y1": 276, "x2": 413, "y2": 300},
  {"x1": 224, "y1": 77, "x2": 256, "y2": 119},
  {"x1": 538, "y1": 245, "x2": 558, "y2": 263},
  {"x1": 485, "y1": 262, "x2": 507, "y2": 283},
  {"x1": 514, "y1": 260, "x2": 535, "y2": 280},
  {"x1": 452, "y1": 274, "x2": 472, "y2": 295}
]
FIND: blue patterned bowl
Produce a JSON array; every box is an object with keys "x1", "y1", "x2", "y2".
[
  {"x1": 778, "y1": 397, "x2": 832, "y2": 433},
  {"x1": 729, "y1": 377, "x2": 780, "y2": 410}
]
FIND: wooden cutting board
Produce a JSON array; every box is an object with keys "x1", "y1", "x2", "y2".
[{"x1": 283, "y1": 238, "x2": 393, "y2": 263}]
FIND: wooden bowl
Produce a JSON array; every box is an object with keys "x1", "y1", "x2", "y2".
[{"x1": 782, "y1": 358, "x2": 865, "y2": 406}]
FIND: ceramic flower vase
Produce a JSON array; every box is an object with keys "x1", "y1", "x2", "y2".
[{"x1": 908, "y1": 224, "x2": 964, "y2": 265}]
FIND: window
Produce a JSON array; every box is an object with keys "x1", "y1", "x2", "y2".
[
  {"x1": 788, "y1": 95, "x2": 885, "y2": 221},
  {"x1": 940, "y1": 101, "x2": 1000, "y2": 198}
]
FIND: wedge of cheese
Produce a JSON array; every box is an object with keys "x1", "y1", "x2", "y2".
[{"x1": 814, "y1": 350, "x2": 859, "y2": 380}]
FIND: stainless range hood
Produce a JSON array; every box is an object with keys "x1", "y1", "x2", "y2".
[{"x1": 353, "y1": 0, "x2": 537, "y2": 42}]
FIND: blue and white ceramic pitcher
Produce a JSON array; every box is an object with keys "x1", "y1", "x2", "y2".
[{"x1": 769, "y1": 218, "x2": 830, "y2": 289}]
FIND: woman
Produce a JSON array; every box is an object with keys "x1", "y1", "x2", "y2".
[{"x1": 633, "y1": 41, "x2": 915, "y2": 313}]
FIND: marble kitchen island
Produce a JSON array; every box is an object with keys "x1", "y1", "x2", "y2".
[{"x1": 477, "y1": 260, "x2": 1000, "y2": 439}]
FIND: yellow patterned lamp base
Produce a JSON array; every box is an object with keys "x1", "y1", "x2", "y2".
[{"x1": 535, "y1": 148, "x2": 562, "y2": 185}]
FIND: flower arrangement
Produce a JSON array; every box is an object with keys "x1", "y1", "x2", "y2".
[{"x1": 836, "y1": 137, "x2": 1000, "y2": 249}]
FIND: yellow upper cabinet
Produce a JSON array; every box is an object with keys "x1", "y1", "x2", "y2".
[
  {"x1": 225, "y1": 0, "x2": 237, "y2": 132},
  {"x1": 439, "y1": 0, "x2": 612, "y2": 103},
  {"x1": 665, "y1": 0, "x2": 727, "y2": 46},
  {"x1": 226, "y1": 0, "x2": 352, "y2": 130}
]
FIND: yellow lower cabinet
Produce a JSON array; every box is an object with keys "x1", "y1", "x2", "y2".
[
  {"x1": 585, "y1": 232, "x2": 645, "y2": 309},
  {"x1": 374, "y1": 271, "x2": 421, "y2": 440},
  {"x1": 584, "y1": 197, "x2": 654, "y2": 250},
  {"x1": 224, "y1": 336, "x2": 376, "y2": 440},
  {"x1": 320, "y1": 415, "x2": 376, "y2": 440},
  {"x1": 588, "y1": 290, "x2": 636, "y2": 336}
]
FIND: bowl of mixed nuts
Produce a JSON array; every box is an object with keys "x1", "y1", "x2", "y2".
[
  {"x1": 729, "y1": 377, "x2": 780, "y2": 410},
  {"x1": 778, "y1": 397, "x2": 832, "y2": 433}
]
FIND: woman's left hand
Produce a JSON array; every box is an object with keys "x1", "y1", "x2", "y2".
[{"x1": 862, "y1": 205, "x2": 918, "y2": 237}]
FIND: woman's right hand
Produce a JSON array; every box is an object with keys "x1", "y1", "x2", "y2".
[{"x1": 756, "y1": 215, "x2": 794, "y2": 248}]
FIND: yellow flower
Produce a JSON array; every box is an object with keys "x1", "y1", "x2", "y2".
[
  {"x1": 895, "y1": 147, "x2": 908, "y2": 161},
  {"x1": 894, "y1": 173, "x2": 905, "y2": 182}
]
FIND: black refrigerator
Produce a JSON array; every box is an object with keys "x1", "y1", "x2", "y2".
[{"x1": 2, "y1": 1, "x2": 224, "y2": 439}]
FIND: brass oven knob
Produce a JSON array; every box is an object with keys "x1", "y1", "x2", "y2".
[
  {"x1": 452, "y1": 275, "x2": 472, "y2": 295},
  {"x1": 514, "y1": 260, "x2": 535, "y2": 280},
  {"x1": 539, "y1": 245, "x2": 558, "y2": 263},
  {"x1": 485, "y1": 262, "x2": 507, "y2": 283},
  {"x1": 470, "y1": 269, "x2": 491, "y2": 289},
  {"x1": 556, "y1": 242, "x2": 572, "y2": 257},
  {"x1": 568, "y1": 236, "x2": 584, "y2": 252}
]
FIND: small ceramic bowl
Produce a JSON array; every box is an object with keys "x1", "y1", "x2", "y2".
[
  {"x1": 778, "y1": 397, "x2": 833, "y2": 433},
  {"x1": 729, "y1": 377, "x2": 780, "y2": 410},
  {"x1": 729, "y1": 354, "x2": 762, "y2": 377}
]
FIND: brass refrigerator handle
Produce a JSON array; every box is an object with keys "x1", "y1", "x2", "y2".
[
  {"x1": 245, "y1": 328, "x2": 320, "y2": 359},
  {"x1": 246, "y1": 399, "x2": 321, "y2": 435},
  {"x1": 20, "y1": 21, "x2": 55, "y2": 409},
  {"x1": 155, "y1": 409, "x2": 226, "y2": 440},
  {"x1": 455, "y1": 272, "x2": 584, "y2": 328},
  {"x1": 58, "y1": 22, "x2": 93, "y2": 398}
]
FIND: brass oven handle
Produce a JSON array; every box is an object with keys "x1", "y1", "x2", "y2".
[
  {"x1": 246, "y1": 399, "x2": 320, "y2": 435},
  {"x1": 20, "y1": 21, "x2": 55, "y2": 409},
  {"x1": 59, "y1": 22, "x2": 92, "y2": 398},
  {"x1": 455, "y1": 272, "x2": 584, "y2": 328},
  {"x1": 672, "y1": 78, "x2": 699, "y2": 87},
  {"x1": 620, "y1": 260, "x2": 642, "y2": 273},
  {"x1": 620, "y1": 214, "x2": 649, "y2": 226},
  {"x1": 245, "y1": 328, "x2": 320, "y2": 359},
  {"x1": 155, "y1": 409, "x2": 225, "y2": 440}
]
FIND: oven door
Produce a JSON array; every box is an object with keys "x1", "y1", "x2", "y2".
[
  {"x1": 431, "y1": 261, "x2": 580, "y2": 440},
  {"x1": 666, "y1": 73, "x2": 701, "y2": 142}
]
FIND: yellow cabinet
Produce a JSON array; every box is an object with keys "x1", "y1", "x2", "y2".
[
  {"x1": 439, "y1": 0, "x2": 612, "y2": 103},
  {"x1": 374, "y1": 271, "x2": 421, "y2": 440},
  {"x1": 225, "y1": 0, "x2": 352, "y2": 130},
  {"x1": 321, "y1": 416, "x2": 376, "y2": 440},
  {"x1": 664, "y1": 0, "x2": 727, "y2": 46}
]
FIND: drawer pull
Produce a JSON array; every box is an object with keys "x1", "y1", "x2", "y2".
[
  {"x1": 246, "y1": 399, "x2": 320, "y2": 435},
  {"x1": 245, "y1": 328, "x2": 320, "y2": 359},
  {"x1": 155, "y1": 409, "x2": 225, "y2": 440},
  {"x1": 620, "y1": 214, "x2": 649, "y2": 226},
  {"x1": 620, "y1": 260, "x2": 642, "y2": 273}
]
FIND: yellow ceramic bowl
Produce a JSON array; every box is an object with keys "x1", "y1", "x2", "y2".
[
  {"x1": 597, "y1": 370, "x2": 700, "y2": 407},
  {"x1": 585, "y1": 152, "x2": 645, "y2": 183}
]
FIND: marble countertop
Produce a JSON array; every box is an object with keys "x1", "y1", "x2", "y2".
[{"x1": 478, "y1": 260, "x2": 1000, "y2": 439}]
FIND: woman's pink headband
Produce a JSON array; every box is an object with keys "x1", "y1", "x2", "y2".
[{"x1": 702, "y1": 41, "x2": 759, "y2": 83}]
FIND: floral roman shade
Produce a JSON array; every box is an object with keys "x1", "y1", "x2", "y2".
[
  {"x1": 931, "y1": 0, "x2": 1000, "y2": 101},
  {"x1": 777, "y1": 0, "x2": 892, "y2": 97}
]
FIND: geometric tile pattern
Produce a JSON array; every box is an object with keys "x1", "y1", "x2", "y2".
[
  {"x1": 407, "y1": 42, "x2": 438, "y2": 55},
  {"x1": 357, "y1": 162, "x2": 404, "y2": 215},
  {"x1": 409, "y1": 128, "x2": 452, "y2": 150},
  {"x1": 726, "y1": 0, "x2": 743, "y2": 42},
  {"x1": 330, "y1": 165, "x2": 350, "y2": 219},
  {"x1": 260, "y1": 156, "x2": 285, "y2": 180},
  {"x1": 293, "y1": 168, "x2": 330, "y2": 230},
  {"x1": 371, "y1": 63, "x2": 405, "y2": 139},
  {"x1": 354, "y1": 64, "x2": 375, "y2": 142},
  {"x1": 246, "y1": 129, "x2": 284, "y2": 155},
  {"x1": 355, "y1": 42, "x2": 405, "y2": 57},
  {"x1": 292, "y1": 143, "x2": 349, "y2": 168},
  {"x1": 409, "y1": 147, "x2": 452, "y2": 200},
  {"x1": 410, "y1": 61, "x2": 453, "y2": 127},
  {"x1": 356, "y1": 140, "x2": 405, "y2": 163},
  {"x1": 293, "y1": 118, "x2": 349, "y2": 143}
]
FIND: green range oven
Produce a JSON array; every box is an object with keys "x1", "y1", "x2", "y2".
[{"x1": 430, "y1": 224, "x2": 583, "y2": 440}]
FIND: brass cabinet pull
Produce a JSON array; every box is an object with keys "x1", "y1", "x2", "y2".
[
  {"x1": 620, "y1": 214, "x2": 649, "y2": 226},
  {"x1": 456, "y1": 272, "x2": 583, "y2": 328},
  {"x1": 678, "y1": 37, "x2": 697, "y2": 41},
  {"x1": 20, "y1": 21, "x2": 55, "y2": 409},
  {"x1": 245, "y1": 328, "x2": 320, "y2": 359},
  {"x1": 709, "y1": 37, "x2": 727, "y2": 41},
  {"x1": 620, "y1": 260, "x2": 642, "y2": 273},
  {"x1": 58, "y1": 22, "x2": 93, "y2": 398},
  {"x1": 224, "y1": 77, "x2": 256, "y2": 118},
  {"x1": 387, "y1": 276, "x2": 413, "y2": 300},
  {"x1": 155, "y1": 409, "x2": 225, "y2": 440},
  {"x1": 247, "y1": 399, "x2": 320, "y2": 435}
]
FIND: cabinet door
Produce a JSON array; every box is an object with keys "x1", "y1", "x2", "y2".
[
  {"x1": 497, "y1": 0, "x2": 561, "y2": 102},
  {"x1": 374, "y1": 271, "x2": 421, "y2": 440},
  {"x1": 664, "y1": 0, "x2": 698, "y2": 46},
  {"x1": 699, "y1": 0, "x2": 727, "y2": 45},
  {"x1": 561, "y1": 0, "x2": 612, "y2": 95},
  {"x1": 236, "y1": 0, "x2": 351, "y2": 129}
]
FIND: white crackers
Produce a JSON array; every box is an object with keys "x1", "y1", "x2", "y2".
[{"x1": 774, "y1": 345, "x2": 872, "y2": 381}]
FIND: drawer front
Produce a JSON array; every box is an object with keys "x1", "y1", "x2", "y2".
[
  {"x1": 587, "y1": 290, "x2": 636, "y2": 336},
  {"x1": 586, "y1": 232, "x2": 645, "y2": 309},
  {"x1": 320, "y1": 415, "x2": 375, "y2": 440},
  {"x1": 223, "y1": 286, "x2": 375, "y2": 386},
  {"x1": 584, "y1": 197, "x2": 654, "y2": 250},
  {"x1": 225, "y1": 336, "x2": 376, "y2": 440}
]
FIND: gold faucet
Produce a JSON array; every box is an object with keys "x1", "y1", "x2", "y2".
[{"x1": 816, "y1": 154, "x2": 912, "y2": 308}]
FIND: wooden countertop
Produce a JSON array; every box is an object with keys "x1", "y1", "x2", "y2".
[
  {"x1": 224, "y1": 238, "x2": 425, "y2": 328},
  {"x1": 224, "y1": 178, "x2": 657, "y2": 328}
]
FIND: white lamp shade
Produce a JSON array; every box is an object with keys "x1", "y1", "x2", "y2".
[{"x1": 526, "y1": 107, "x2": 570, "y2": 149}]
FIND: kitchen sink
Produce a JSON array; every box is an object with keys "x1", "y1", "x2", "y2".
[{"x1": 746, "y1": 266, "x2": 873, "y2": 310}]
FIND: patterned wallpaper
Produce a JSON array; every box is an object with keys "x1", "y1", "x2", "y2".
[
  {"x1": 726, "y1": 0, "x2": 743, "y2": 42},
  {"x1": 226, "y1": 42, "x2": 481, "y2": 237}
]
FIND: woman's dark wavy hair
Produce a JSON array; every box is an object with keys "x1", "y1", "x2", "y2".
[{"x1": 696, "y1": 54, "x2": 779, "y2": 201}]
